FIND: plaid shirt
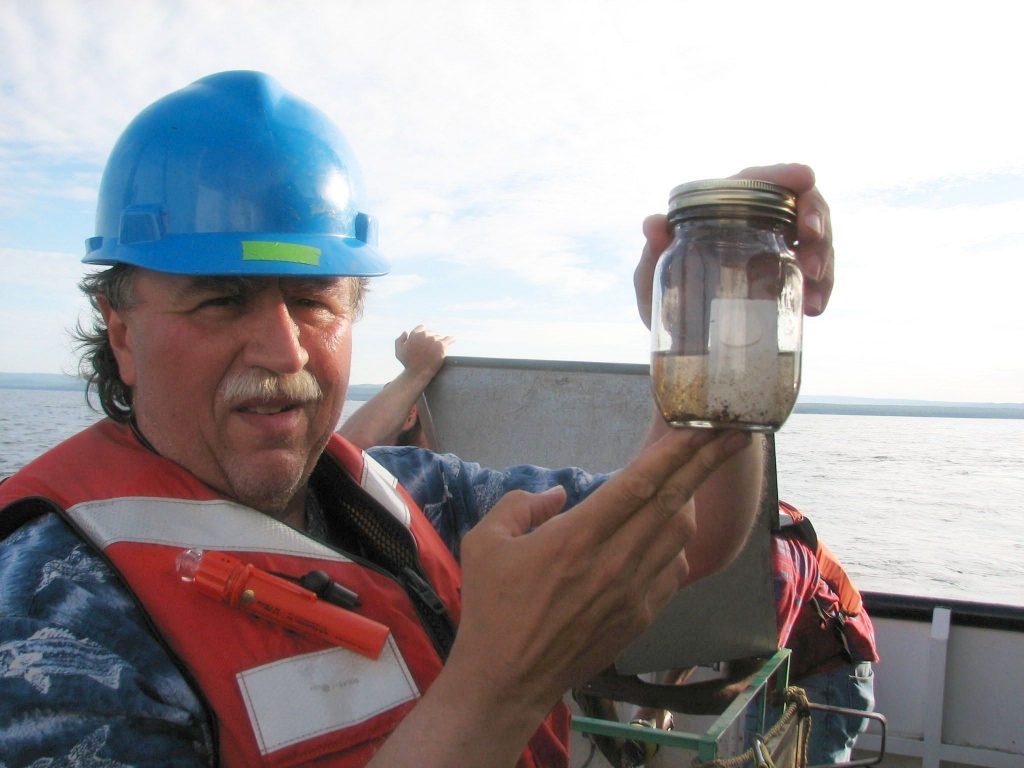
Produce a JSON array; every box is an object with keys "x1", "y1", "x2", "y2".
[{"x1": 772, "y1": 533, "x2": 879, "y2": 678}]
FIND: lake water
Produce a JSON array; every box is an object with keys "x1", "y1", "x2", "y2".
[{"x1": 2, "y1": 388, "x2": 1022, "y2": 607}]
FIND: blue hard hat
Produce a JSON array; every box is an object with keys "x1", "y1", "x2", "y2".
[{"x1": 84, "y1": 71, "x2": 388, "y2": 277}]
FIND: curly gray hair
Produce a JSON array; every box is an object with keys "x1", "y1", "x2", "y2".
[{"x1": 74, "y1": 265, "x2": 138, "y2": 422}]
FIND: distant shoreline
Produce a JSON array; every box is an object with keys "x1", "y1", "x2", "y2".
[
  {"x1": 0, "y1": 374, "x2": 87, "y2": 392},
  {"x1": 3, "y1": 373, "x2": 1021, "y2": 419},
  {"x1": 791, "y1": 403, "x2": 1024, "y2": 420}
]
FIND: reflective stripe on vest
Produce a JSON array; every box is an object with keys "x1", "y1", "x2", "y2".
[{"x1": 66, "y1": 496, "x2": 353, "y2": 559}]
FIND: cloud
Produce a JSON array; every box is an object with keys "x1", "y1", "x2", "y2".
[
  {"x1": 364, "y1": 273, "x2": 425, "y2": 301},
  {"x1": 0, "y1": 249, "x2": 92, "y2": 374},
  {"x1": 2, "y1": 0, "x2": 1023, "y2": 401},
  {"x1": 1, "y1": 247, "x2": 89, "y2": 294},
  {"x1": 444, "y1": 298, "x2": 524, "y2": 313}
]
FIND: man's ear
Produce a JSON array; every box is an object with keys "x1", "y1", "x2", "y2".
[
  {"x1": 98, "y1": 296, "x2": 137, "y2": 387},
  {"x1": 402, "y1": 404, "x2": 419, "y2": 432}
]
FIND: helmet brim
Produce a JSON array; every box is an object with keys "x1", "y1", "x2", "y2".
[{"x1": 83, "y1": 232, "x2": 390, "y2": 277}]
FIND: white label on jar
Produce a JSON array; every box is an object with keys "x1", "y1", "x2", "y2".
[{"x1": 708, "y1": 299, "x2": 779, "y2": 421}]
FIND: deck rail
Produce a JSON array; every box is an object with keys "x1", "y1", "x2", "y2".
[{"x1": 857, "y1": 593, "x2": 1023, "y2": 768}]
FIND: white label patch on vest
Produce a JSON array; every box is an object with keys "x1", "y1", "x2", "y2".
[{"x1": 237, "y1": 637, "x2": 419, "y2": 755}]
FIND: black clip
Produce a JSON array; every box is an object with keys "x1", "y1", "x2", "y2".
[{"x1": 299, "y1": 570, "x2": 360, "y2": 609}]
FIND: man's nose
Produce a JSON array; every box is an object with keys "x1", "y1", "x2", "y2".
[{"x1": 244, "y1": 298, "x2": 309, "y2": 374}]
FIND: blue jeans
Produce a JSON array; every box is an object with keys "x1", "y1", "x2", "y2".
[{"x1": 745, "y1": 661, "x2": 875, "y2": 765}]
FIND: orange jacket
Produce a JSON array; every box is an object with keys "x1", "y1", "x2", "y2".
[
  {"x1": 0, "y1": 420, "x2": 568, "y2": 767},
  {"x1": 779, "y1": 499, "x2": 864, "y2": 617},
  {"x1": 777, "y1": 500, "x2": 879, "y2": 675}
]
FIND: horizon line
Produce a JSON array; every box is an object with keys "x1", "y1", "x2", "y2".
[{"x1": 1, "y1": 371, "x2": 1020, "y2": 409}]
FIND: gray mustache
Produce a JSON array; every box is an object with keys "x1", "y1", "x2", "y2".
[{"x1": 221, "y1": 368, "x2": 323, "y2": 405}]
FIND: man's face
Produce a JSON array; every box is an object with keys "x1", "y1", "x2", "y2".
[{"x1": 104, "y1": 269, "x2": 357, "y2": 523}]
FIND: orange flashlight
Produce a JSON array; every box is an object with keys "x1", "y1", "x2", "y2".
[{"x1": 176, "y1": 548, "x2": 389, "y2": 659}]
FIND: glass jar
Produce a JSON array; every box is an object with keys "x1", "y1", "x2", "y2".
[{"x1": 650, "y1": 179, "x2": 803, "y2": 431}]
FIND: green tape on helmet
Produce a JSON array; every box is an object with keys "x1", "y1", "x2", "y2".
[{"x1": 242, "y1": 241, "x2": 321, "y2": 266}]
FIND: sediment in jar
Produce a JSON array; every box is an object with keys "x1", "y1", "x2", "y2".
[{"x1": 652, "y1": 350, "x2": 800, "y2": 429}]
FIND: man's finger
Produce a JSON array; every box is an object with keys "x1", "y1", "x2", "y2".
[
  {"x1": 561, "y1": 428, "x2": 720, "y2": 544},
  {"x1": 731, "y1": 164, "x2": 833, "y2": 316},
  {"x1": 804, "y1": 250, "x2": 835, "y2": 316},
  {"x1": 732, "y1": 163, "x2": 816, "y2": 194},
  {"x1": 484, "y1": 486, "x2": 568, "y2": 540},
  {"x1": 635, "y1": 214, "x2": 672, "y2": 328},
  {"x1": 619, "y1": 431, "x2": 752, "y2": 584}
]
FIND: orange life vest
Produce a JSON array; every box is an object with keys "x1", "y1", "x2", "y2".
[
  {"x1": 778, "y1": 499, "x2": 864, "y2": 617},
  {"x1": 0, "y1": 420, "x2": 568, "y2": 767}
]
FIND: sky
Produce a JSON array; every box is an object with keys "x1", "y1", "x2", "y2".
[{"x1": 1, "y1": 0, "x2": 1022, "y2": 403}]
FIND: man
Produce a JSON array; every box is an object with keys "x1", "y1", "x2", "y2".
[
  {"x1": 763, "y1": 500, "x2": 878, "y2": 764},
  {"x1": 0, "y1": 71, "x2": 834, "y2": 766}
]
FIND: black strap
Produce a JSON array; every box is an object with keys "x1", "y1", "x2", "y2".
[
  {"x1": 810, "y1": 595, "x2": 855, "y2": 664},
  {"x1": 782, "y1": 515, "x2": 819, "y2": 552},
  {"x1": 310, "y1": 455, "x2": 457, "y2": 660}
]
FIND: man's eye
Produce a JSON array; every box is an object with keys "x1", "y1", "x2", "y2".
[
  {"x1": 198, "y1": 295, "x2": 243, "y2": 309},
  {"x1": 291, "y1": 295, "x2": 342, "y2": 313}
]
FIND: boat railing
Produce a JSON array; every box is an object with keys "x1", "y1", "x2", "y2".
[{"x1": 857, "y1": 592, "x2": 1023, "y2": 768}]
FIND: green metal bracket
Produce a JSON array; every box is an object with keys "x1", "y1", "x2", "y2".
[{"x1": 571, "y1": 649, "x2": 791, "y2": 763}]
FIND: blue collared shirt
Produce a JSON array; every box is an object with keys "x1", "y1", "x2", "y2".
[{"x1": 369, "y1": 446, "x2": 608, "y2": 561}]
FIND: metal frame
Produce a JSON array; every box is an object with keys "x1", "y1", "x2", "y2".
[
  {"x1": 804, "y1": 705, "x2": 887, "y2": 768},
  {"x1": 572, "y1": 649, "x2": 792, "y2": 763}
]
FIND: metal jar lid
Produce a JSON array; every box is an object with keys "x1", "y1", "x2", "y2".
[{"x1": 668, "y1": 179, "x2": 797, "y2": 223}]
